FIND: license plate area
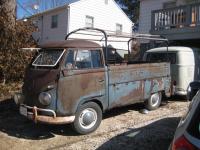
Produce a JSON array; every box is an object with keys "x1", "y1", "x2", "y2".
[{"x1": 20, "y1": 106, "x2": 27, "y2": 116}]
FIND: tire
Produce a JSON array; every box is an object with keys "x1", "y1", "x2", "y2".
[
  {"x1": 145, "y1": 92, "x2": 162, "y2": 110},
  {"x1": 72, "y1": 102, "x2": 102, "y2": 135}
]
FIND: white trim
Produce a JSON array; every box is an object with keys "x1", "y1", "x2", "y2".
[
  {"x1": 27, "y1": 5, "x2": 69, "y2": 19},
  {"x1": 32, "y1": 49, "x2": 66, "y2": 67}
]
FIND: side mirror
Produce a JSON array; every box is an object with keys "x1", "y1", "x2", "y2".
[
  {"x1": 187, "y1": 81, "x2": 200, "y2": 101},
  {"x1": 61, "y1": 63, "x2": 74, "y2": 77}
]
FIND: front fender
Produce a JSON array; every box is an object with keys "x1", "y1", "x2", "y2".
[{"x1": 56, "y1": 92, "x2": 106, "y2": 116}]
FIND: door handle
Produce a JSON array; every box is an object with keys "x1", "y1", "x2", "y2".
[{"x1": 98, "y1": 79, "x2": 105, "y2": 83}]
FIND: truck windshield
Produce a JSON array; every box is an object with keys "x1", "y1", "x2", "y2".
[{"x1": 32, "y1": 49, "x2": 65, "y2": 67}]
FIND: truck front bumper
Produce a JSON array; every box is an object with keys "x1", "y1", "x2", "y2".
[{"x1": 20, "y1": 104, "x2": 75, "y2": 125}]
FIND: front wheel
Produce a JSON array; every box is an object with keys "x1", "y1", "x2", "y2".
[
  {"x1": 72, "y1": 102, "x2": 102, "y2": 135},
  {"x1": 145, "y1": 92, "x2": 162, "y2": 110}
]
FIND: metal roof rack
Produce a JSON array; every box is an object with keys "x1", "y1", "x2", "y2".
[{"x1": 65, "y1": 27, "x2": 169, "y2": 64}]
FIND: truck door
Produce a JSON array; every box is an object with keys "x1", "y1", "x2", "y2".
[{"x1": 57, "y1": 49, "x2": 107, "y2": 115}]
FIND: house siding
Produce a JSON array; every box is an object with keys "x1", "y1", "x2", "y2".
[
  {"x1": 32, "y1": 7, "x2": 69, "y2": 44},
  {"x1": 69, "y1": 0, "x2": 133, "y2": 55},
  {"x1": 69, "y1": 0, "x2": 132, "y2": 33},
  {"x1": 31, "y1": 0, "x2": 133, "y2": 57}
]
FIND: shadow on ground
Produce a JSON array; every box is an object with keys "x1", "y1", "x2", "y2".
[
  {"x1": 0, "y1": 99, "x2": 145, "y2": 140},
  {"x1": 97, "y1": 117, "x2": 180, "y2": 150},
  {"x1": 0, "y1": 97, "x2": 183, "y2": 141},
  {"x1": 0, "y1": 99, "x2": 78, "y2": 140}
]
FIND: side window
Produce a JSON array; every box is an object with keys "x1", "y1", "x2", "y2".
[
  {"x1": 51, "y1": 15, "x2": 58, "y2": 28},
  {"x1": 168, "y1": 53, "x2": 176, "y2": 64},
  {"x1": 65, "y1": 50, "x2": 76, "y2": 69},
  {"x1": 116, "y1": 23, "x2": 122, "y2": 35},
  {"x1": 75, "y1": 50, "x2": 92, "y2": 69},
  {"x1": 91, "y1": 50, "x2": 103, "y2": 68},
  {"x1": 65, "y1": 49, "x2": 104, "y2": 70},
  {"x1": 85, "y1": 16, "x2": 94, "y2": 28}
]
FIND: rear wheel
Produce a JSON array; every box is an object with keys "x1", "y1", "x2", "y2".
[
  {"x1": 145, "y1": 92, "x2": 162, "y2": 110},
  {"x1": 72, "y1": 102, "x2": 102, "y2": 135}
]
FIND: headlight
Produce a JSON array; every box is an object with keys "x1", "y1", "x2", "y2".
[{"x1": 39, "y1": 92, "x2": 52, "y2": 106}]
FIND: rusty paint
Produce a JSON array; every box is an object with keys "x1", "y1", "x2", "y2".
[
  {"x1": 23, "y1": 104, "x2": 75, "y2": 125},
  {"x1": 21, "y1": 40, "x2": 171, "y2": 126},
  {"x1": 108, "y1": 63, "x2": 171, "y2": 108},
  {"x1": 40, "y1": 39, "x2": 101, "y2": 49},
  {"x1": 57, "y1": 68, "x2": 107, "y2": 115}
]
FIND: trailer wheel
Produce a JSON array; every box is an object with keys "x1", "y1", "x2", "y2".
[
  {"x1": 72, "y1": 102, "x2": 102, "y2": 135},
  {"x1": 145, "y1": 92, "x2": 162, "y2": 110}
]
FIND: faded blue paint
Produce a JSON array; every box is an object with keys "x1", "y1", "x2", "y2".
[
  {"x1": 55, "y1": 62, "x2": 171, "y2": 116},
  {"x1": 107, "y1": 63, "x2": 171, "y2": 108},
  {"x1": 108, "y1": 81, "x2": 142, "y2": 109},
  {"x1": 144, "y1": 80, "x2": 152, "y2": 99}
]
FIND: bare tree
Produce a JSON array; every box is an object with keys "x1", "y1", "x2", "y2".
[
  {"x1": 0, "y1": 0, "x2": 16, "y2": 50},
  {"x1": 0, "y1": 0, "x2": 36, "y2": 84}
]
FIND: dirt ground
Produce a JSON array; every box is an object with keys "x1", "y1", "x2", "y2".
[{"x1": 0, "y1": 98, "x2": 189, "y2": 150}]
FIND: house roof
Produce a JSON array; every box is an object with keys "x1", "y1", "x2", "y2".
[
  {"x1": 27, "y1": 0, "x2": 79, "y2": 18},
  {"x1": 40, "y1": 39, "x2": 101, "y2": 48}
]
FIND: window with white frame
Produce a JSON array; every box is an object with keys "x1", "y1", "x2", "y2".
[
  {"x1": 51, "y1": 15, "x2": 58, "y2": 28},
  {"x1": 85, "y1": 16, "x2": 94, "y2": 27},
  {"x1": 116, "y1": 23, "x2": 122, "y2": 34}
]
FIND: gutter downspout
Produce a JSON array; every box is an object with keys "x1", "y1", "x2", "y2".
[
  {"x1": 66, "y1": 6, "x2": 70, "y2": 35},
  {"x1": 41, "y1": 16, "x2": 44, "y2": 44}
]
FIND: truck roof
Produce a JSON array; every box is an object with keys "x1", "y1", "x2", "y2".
[
  {"x1": 146, "y1": 46, "x2": 200, "y2": 53},
  {"x1": 40, "y1": 39, "x2": 101, "y2": 49}
]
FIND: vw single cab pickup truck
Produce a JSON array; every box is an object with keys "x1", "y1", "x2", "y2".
[{"x1": 15, "y1": 28, "x2": 171, "y2": 134}]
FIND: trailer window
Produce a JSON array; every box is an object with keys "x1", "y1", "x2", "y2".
[{"x1": 146, "y1": 53, "x2": 176, "y2": 64}]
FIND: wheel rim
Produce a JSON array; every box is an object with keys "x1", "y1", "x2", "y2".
[
  {"x1": 150, "y1": 93, "x2": 160, "y2": 107},
  {"x1": 79, "y1": 108, "x2": 97, "y2": 130}
]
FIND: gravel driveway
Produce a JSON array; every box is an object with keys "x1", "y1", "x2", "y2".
[{"x1": 0, "y1": 98, "x2": 189, "y2": 150}]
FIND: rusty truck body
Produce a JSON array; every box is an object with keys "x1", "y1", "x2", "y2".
[{"x1": 15, "y1": 28, "x2": 171, "y2": 134}]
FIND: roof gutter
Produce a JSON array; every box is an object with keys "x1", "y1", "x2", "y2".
[{"x1": 26, "y1": 5, "x2": 70, "y2": 19}]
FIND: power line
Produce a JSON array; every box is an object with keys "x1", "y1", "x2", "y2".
[{"x1": 17, "y1": 1, "x2": 33, "y2": 16}]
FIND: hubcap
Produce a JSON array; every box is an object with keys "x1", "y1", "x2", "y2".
[
  {"x1": 79, "y1": 108, "x2": 97, "y2": 130},
  {"x1": 150, "y1": 93, "x2": 160, "y2": 107}
]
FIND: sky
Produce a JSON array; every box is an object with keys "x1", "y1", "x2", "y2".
[
  {"x1": 17, "y1": 0, "x2": 69, "y2": 19},
  {"x1": 17, "y1": 0, "x2": 32, "y2": 18}
]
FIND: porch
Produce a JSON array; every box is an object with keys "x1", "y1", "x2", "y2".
[{"x1": 150, "y1": 3, "x2": 200, "y2": 40}]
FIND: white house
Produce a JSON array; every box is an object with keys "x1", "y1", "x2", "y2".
[
  {"x1": 139, "y1": 0, "x2": 200, "y2": 49},
  {"x1": 29, "y1": 0, "x2": 133, "y2": 57}
]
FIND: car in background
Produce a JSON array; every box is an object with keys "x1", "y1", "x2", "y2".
[
  {"x1": 170, "y1": 90, "x2": 200, "y2": 149},
  {"x1": 143, "y1": 46, "x2": 200, "y2": 97}
]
